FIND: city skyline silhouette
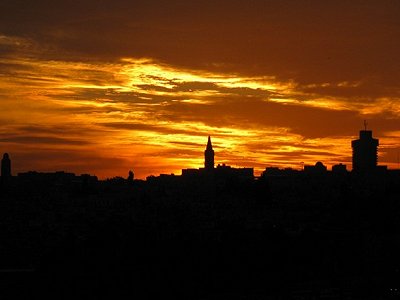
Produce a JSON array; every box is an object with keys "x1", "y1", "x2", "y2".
[{"x1": 1, "y1": 126, "x2": 396, "y2": 180}]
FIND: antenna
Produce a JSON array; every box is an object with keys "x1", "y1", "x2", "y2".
[{"x1": 363, "y1": 120, "x2": 368, "y2": 131}]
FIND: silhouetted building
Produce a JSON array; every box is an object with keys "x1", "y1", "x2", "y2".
[
  {"x1": 332, "y1": 163, "x2": 347, "y2": 174},
  {"x1": 1, "y1": 153, "x2": 11, "y2": 177},
  {"x1": 204, "y1": 136, "x2": 214, "y2": 171},
  {"x1": 262, "y1": 167, "x2": 300, "y2": 177},
  {"x1": 181, "y1": 137, "x2": 253, "y2": 182},
  {"x1": 215, "y1": 163, "x2": 254, "y2": 180},
  {"x1": 352, "y1": 128, "x2": 378, "y2": 172},
  {"x1": 17, "y1": 171, "x2": 98, "y2": 189},
  {"x1": 304, "y1": 161, "x2": 327, "y2": 174},
  {"x1": 181, "y1": 168, "x2": 200, "y2": 177}
]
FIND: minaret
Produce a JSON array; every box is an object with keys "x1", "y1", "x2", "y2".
[
  {"x1": 204, "y1": 136, "x2": 214, "y2": 171},
  {"x1": 1, "y1": 153, "x2": 11, "y2": 177},
  {"x1": 351, "y1": 121, "x2": 379, "y2": 173}
]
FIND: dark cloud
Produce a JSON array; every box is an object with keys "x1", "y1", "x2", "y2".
[
  {"x1": 0, "y1": 135, "x2": 91, "y2": 146},
  {"x1": 244, "y1": 141, "x2": 333, "y2": 152},
  {"x1": 98, "y1": 122, "x2": 207, "y2": 137},
  {"x1": 266, "y1": 150, "x2": 338, "y2": 157},
  {"x1": 169, "y1": 141, "x2": 203, "y2": 147},
  {"x1": 297, "y1": 81, "x2": 400, "y2": 99},
  {"x1": 10, "y1": 148, "x2": 130, "y2": 177},
  {"x1": 2, "y1": 0, "x2": 399, "y2": 84},
  {"x1": 155, "y1": 99, "x2": 356, "y2": 137},
  {"x1": 147, "y1": 148, "x2": 201, "y2": 158},
  {"x1": 15, "y1": 124, "x2": 102, "y2": 136}
]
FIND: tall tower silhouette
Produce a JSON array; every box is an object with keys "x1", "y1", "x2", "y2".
[
  {"x1": 1, "y1": 153, "x2": 11, "y2": 177},
  {"x1": 351, "y1": 122, "x2": 379, "y2": 172},
  {"x1": 204, "y1": 136, "x2": 214, "y2": 171}
]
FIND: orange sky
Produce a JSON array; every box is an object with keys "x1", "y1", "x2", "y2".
[{"x1": 1, "y1": 1, "x2": 400, "y2": 178}]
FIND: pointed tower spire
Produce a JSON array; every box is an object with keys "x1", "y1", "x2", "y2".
[
  {"x1": 206, "y1": 135, "x2": 213, "y2": 150},
  {"x1": 204, "y1": 136, "x2": 214, "y2": 171}
]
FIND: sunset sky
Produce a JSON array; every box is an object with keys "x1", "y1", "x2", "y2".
[{"x1": 1, "y1": 0, "x2": 400, "y2": 178}]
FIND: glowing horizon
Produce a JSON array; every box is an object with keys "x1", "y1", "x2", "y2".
[{"x1": 1, "y1": 54, "x2": 398, "y2": 178}]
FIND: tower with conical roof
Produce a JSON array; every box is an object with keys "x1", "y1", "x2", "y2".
[
  {"x1": 351, "y1": 122, "x2": 379, "y2": 173},
  {"x1": 204, "y1": 136, "x2": 214, "y2": 171}
]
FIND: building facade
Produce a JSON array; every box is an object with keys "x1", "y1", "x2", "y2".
[{"x1": 351, "y1": 130, "x2": 379, "y2": 172}]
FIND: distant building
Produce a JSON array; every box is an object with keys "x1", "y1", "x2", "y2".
[
  {"x1": 1, "y1": 153, "x2": 11, "y2": 177},
  {"x1": 304, "y1": 161, "x2": 327, "y2": 174},
  {"x1": 332, "y1": 163, "x2": 347, "y2": 174},
  {"x1": 17, "y1": 171, "x2": 98, "y2": 186},
  {"x1": 181, "y1": 168, "x2": 201, "y2": 177},
  {"x1": 204, "y1": 136, "x2": 214, "y2": 171},
  {"x1": 181, "y1": 136, "x2": 253, "y2": 181},
  {"x1": 215, "y1": 163, "x2": 254, "y2": 180},
  {"x1": 262, "y1": 167, "x2": 300, "y2": 177},
  {"x1": 351, "y1": 127, "x2": 379, "y2": 172}
]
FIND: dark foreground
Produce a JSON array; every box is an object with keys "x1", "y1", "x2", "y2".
[{"x1": 1, "y1": 172, "x2": 400, "y2": 299}]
